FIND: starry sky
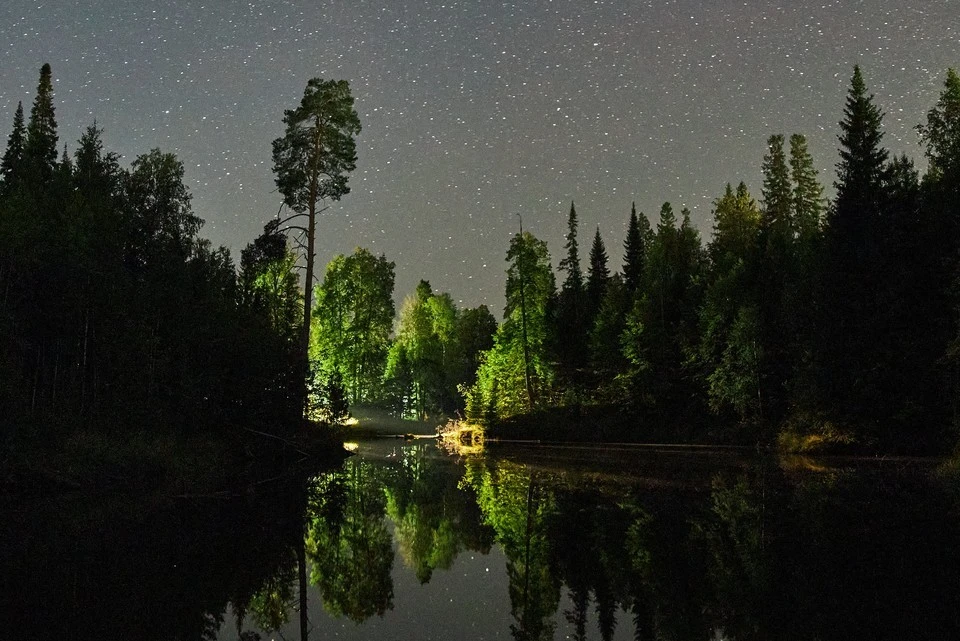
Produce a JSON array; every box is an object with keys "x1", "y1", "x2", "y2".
[{"x1": 0, "y1": 0, "x2": 957, "y2": 314}]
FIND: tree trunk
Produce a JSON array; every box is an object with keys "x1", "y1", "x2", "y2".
[{"x1": 298, "y1": 535, "x2": 309, "y2": 641}]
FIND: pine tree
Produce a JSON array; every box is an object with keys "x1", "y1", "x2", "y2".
[
  {"x1": 623, "y1": 202, "x2": 648, "y2": 293},
  {"x1": 558, "y1": 201, "x2": 584, "y2": 295},
  {"x1": 0, "y1": 102, "x2": 26, "y2": 191},
  {"x1": 556, "y1": 201, "x2": 587, "y2": 378},
  {"x1": 272, "y1": 78, "x2": 361, "y2": 391},
  {"x1": 760, "y1": 134, "x2": 792, "y2": 250},
  {"x1": 24, "y1": 63, "x2": 58, "y2": 180},
  {"x1": 789, "y1": 133, "x2": 825, "y2": 244},
  {"x1": 810, "y1": 66, "x2": 893, "y2": 432},
  {"x1": 830, "y1": 65, "x2": 889, "y2": 259},
  {"x1": 586, "y1": 226, "x2": 610, "y2": 313},
  {"x1": 917, "y1": 68, "x2": 960, "y2": 186}
]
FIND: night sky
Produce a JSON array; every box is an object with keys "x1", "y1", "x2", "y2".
[{"x1": 1, "y1": 0, "x2": 957, "y2": 313}]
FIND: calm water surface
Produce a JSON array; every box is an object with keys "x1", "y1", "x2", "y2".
[{"x1": 5, "y1": 438, "x2": 960, "y2": 640}]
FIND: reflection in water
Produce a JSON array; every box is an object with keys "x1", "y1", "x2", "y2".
[
  {"x1": 6, "y1": 444, "x2": 960, "y2": 640},
  {"x1": 463, "y1": 458, "x2": 560, "y2": 641},
  {"x1": 306, "y1": 459, "x2": 395, "y2": 622}
]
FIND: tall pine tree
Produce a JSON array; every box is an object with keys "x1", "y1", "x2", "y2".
[
  {"x1": 556, "y1": 201, "x2": 587, "y2": 381},
  {"x1": 558, "y1": 201, "x2": 584, "y2": 295},
  {"x1": 789, "y1": 133, "x2": 825, "y2": 244},
  {"x1": 811, "y1": 65, "x2": 894, "y2": 438},
  {"x1": 0, "y1": 102, "x2": 25, "y2": 192},
  {"x1": 760, "y1": 134, "x2": 793, "y2": 253},
  {"x1": 24, "y1": 63, "x2": 58, "y2": 182},
  {"x1": 830, "y1": 65, "x2": 889, "y2": 263},
  {"x1": 586, "y1": 226, "x2": 610, "y2": 313},
  {"x1": 623, "y1": 202, "x2": 649, "y2": 293}
]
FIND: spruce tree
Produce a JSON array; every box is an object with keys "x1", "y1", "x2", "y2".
[
  {"x1": 0, "y1": 102, "x2": 26, "y2": 191},
  {"x1": 623, "y1": 202, "x2": 647, "y2": 293},
  {"x1": 831, "y1": 65, "x2": 889, "y2": 258},
  {"x1": 759, "y1": 135, "x2": 799, "y2": 423},
  {"x1": 760, "y1": 134, "x2": 793, "y2": 251},
  {"x1": 811, "y1": 65, "x2": 892, "y2": 433},
  {"x1": 24, "y1": 63, "x2": 58, "y2": 180},
  {"x1": 558, "y1": 201, "x2": 584, "y2": 295},
  {"x1": 917, "y1": 68, "x2": 960, "y2": 186},
  {"x1": 586, "y1": 225, "x2": 610, "y2": 313},
  {"x1": 789, "y1": 133, "x2": 825, "y2": 243},
  {"x1": 556, "y1": 201, "x2": 587, "y2": 378}
]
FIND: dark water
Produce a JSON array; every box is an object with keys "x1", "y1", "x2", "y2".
[{"x1": 4, "y1": 439, "x2": 960, "y2": 640}]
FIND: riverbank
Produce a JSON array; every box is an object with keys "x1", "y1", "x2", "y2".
[
  {"x1": 1, "y1": 419, "x2": 348, "y2": 498},
  {"x1": 482, "y1": 404, "x2": 949, "y2": 456}
]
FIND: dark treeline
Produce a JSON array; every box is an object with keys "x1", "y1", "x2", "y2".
[
  {"x1": 463, "y1": 66, "x2": 960, "y2": 454},
  {"x1": 0, "y1": 64, "x2": 313, "y2": 458}
]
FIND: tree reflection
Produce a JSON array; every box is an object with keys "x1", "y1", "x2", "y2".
[
  {"x1": 384, "y1": 444, "x2": 493, "y2": 583},
  {"x1": 305, "y1": 458, "x2": 395, "y2": 622},
  {"x1": 245, "y1": 563, "x2": 297, "y2": 631},
  {"x1": 464, "y1": 458, "x2": 561, "y2": 641},
  {"x1": 691, "y1": 473, "x2": 769, "y2": 639}
]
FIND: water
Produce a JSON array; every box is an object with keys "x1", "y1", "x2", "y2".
[{"x1": 4, "y1": 439, "x2": 960, "y2": 640}]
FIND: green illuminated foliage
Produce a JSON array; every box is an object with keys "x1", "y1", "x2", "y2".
[
  {"x1": 468, "y1": 231, "x2": 556, "y2": 418},
  {"x1": 312, "y1": 247, "x2": 395, "y2": 403}
]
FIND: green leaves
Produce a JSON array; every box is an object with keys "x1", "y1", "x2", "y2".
[
  {"x1": 312, "y1": 248, "x2": 395, "y2": 403},
  {"x1": 271, "y1": 78, "x2": 361, "y2": 213}
]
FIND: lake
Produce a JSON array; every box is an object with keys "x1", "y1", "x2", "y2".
[{"x1": 4, "y1": 437, "x2": 960, "y2": 640}]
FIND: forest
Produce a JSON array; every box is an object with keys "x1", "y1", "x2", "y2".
[
  {"x1": 2, "y1": 63, "x2": 960, "y2": 464},
  {"x1": 309, "y1": 65, "x2": 960, "y2": 455}
]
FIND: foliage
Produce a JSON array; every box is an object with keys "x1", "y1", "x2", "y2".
[
  {"x1": 272, "y1": 78, "x2": 361, "y2": 213},
  {"x1": 0, "y1": 65, "x2": 312, "y2": 452},
  {"x1": 306, "y1": 459, "x2": 395, "y2": 622},
  {"x1": 468, "y1": 231, "x2": 556, "y2": 419},
  {"x1": 312, "y1": 247, "x2": 395, "y2": 404},
  {"x1": 271, "y1": 77, "x2": 362, "y2": 404},
  {"x1": 383, "y1": 280, "x2": 460, "y2": 418},
  {"x1": 554, "y1": 202, "x2": 588, "y2": 383}
]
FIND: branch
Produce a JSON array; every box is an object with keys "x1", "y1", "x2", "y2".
[
  {"x1": 281, "y1": 225, "x2": 309, "y2": 235},
  {"x1": 277, "y1": 211, "x2": 309, "y2": 227}
]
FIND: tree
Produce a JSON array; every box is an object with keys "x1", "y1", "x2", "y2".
[
  {"x1": 789, "y1": 133, "x2": 826, "y2": 244},
  {"x1": 124, "y1": 149, "x2": 202, "y2": 268},
  {"x1": 558, "y1": 202, "x2": 584, "y2": 296},
  {"x1": 312, "y1": 248, "x2": 395, "y2": 404},
  {"x1": 0, "y1": 102, "x2": 25, "y2": 192},
  {"x1": 623, "y1": 202, "x2": 651, "y2": 293},
  {"x1": 272, "y1": 78, "x2": 362, "y2": 385},
  {"x1": 586, "y1": 226, "x2": 610, "y2": 317},
  {"x1": 829, "y1": 65, "x2": 889, "y2": 261},
  {"x1": 24, "y1": 63, "x2": 58, "y2": 181},
  {"x1": 383, "y1": 280, "x2": 460, "y2": 418},
  {"x1": 709, "y1": 183, "x2": 760, "y2": 274},
  {"x1": 555, "y1": 202, "x2": 587, "y2": 378},
  {"x1": 917, "y1": 68, "x2": 960, "y2": 187},
  {"x1": 760, "y1": 134, "x2": 792, "y2": 256},
  {"x1": 469, "y1": 231, "x2": 556, "y2": 418},
  {"x1": 812, "y1": 66, "x2": 892, "y2": 427}
]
